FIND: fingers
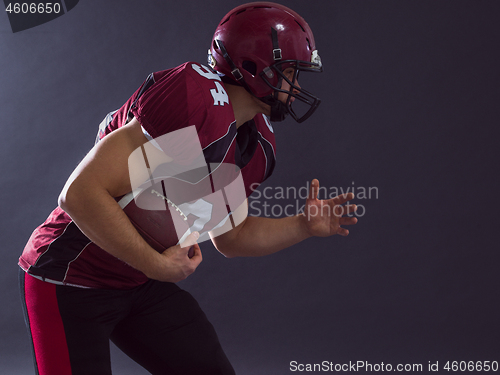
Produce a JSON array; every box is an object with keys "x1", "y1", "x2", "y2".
[
  {"x1": 309, "y1": 180, "x2": 355, "y2": 205},
  {"x1": 187, "y1": 243, "x2": 202, "y2": 260},
  {"x1": 344, "y1": 203, "x2": 358, "y2": 216},
  {"x1": 157, "y1": 231, "x2": 202, "y2": 283},
  {"x1": 333, "y1": 203, "x2": 358, "y2": 217},
  {"x1": 337, "y1": 228, "x2": 350, "y2": 237},
  {"x1": 305, "y1": 179, "x2": 360, "y2": 237},
  {"x1": 180, "y1": 231, "x2": 202, "y2": 261},
  {"x1": 332, "y1": 192, "x2": 355, "y2": 205},
  {"x1": 308, "y1": 179, "x2": 320, "y2": 201},
  {"x1": 335, "y1": 204, "x2": 358, "y2": 237},
  {"x1": 340, "y1": 216, "x2": 358, "y2": 226}
]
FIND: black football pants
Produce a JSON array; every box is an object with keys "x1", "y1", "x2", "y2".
[{"x1": 20, "y1": 269, "x2": 235, "y2": 375}]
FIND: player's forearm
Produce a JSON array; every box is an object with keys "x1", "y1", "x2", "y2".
[
  {"x1": 219, "y1": 214, "x2": 312, "y2": 257},
  {"x1": 58, "y1": 182, "x2": 164, "y2": 279}
]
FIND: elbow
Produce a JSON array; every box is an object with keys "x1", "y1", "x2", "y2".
[
  {"x1": 215, "y1": 244, "x2": 238, "y2": 259},
  {"x1": 58, "y1": 189, "x2": 69, "y2": 212},
  {"x1": 212, "y1": 238, "x2": 238, "y2": 259},
  {"x1": 58, "y1": 174, "x2": 76, "y2": 212},
  {"x1": 57, "y1": 180, "x2": 81, "y2": 214},
  {"x1": 210, "y1": 218, "x2": 246, "y2": 258},
  {"x1": 220, "y1": 250, "x2": 237, "y2": 259}
]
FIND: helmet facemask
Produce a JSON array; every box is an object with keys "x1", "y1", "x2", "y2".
[{"x1": 259, "y1": 56, "x2": 323, "y2": 123}]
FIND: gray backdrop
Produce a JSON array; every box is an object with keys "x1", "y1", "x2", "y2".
[{"x1": 1, "y1": 1, "x2": 499, "y2": 374}]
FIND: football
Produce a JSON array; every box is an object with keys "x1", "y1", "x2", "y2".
[
  {"x1": 118, "y1": 163, "x2": 246, "y2": 257},
  {"x1": 119, "y1": 179, "x2": 192, "y2": 255}
]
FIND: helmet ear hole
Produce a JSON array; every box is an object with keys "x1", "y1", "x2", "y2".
[{"x1": 242, "y1": 60, "x2": 257, "y2": 76}]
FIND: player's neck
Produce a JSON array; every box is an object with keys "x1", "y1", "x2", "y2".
[{"x1": 224, "y1": 83, "x2": 270, "y2": 128}]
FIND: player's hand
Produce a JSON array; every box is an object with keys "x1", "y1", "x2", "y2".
[
  {"x1": 155, "y1": 231, "x2": 202, "y2": 283},
  {"x1": 302, "y1": 179, "x2": 358, "y2": 237}
]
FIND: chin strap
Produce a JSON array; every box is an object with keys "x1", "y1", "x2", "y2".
[
  {"x1": 262, "y1": 28, "x2": 289, "y2": 122},
  {"x1": 260, "y1": 95, "x2": 289, "y2": 122},
  {"x1": 271, "y1": 27, "x2": 282, "y2": 61}
]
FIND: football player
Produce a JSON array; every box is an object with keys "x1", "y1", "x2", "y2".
[{"x1": 19, "y1": 3, "x2": 357, "y2": 374}]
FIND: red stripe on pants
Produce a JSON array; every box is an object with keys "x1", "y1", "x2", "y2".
[{"x1": 24, "y1": 273, "x2": 73, "y2": 375}]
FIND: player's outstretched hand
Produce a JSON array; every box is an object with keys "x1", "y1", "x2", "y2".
[
  {"x1": 156, "y1": 231, "x2": 202, "y2": 283},
  {"x1": 302, "y1": 179, "x2": 358, "y2": 237}
]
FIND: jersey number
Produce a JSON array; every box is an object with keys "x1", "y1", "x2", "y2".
[{"x1": 192, "y1": 64, "x2": 229, "y2": 107}]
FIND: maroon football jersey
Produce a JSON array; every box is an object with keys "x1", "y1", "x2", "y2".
[{"x1": 19, "y1": 62, "x2": 276, "y2": 289}]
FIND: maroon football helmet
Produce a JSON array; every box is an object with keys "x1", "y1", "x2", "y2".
[{"x1": 208, "y1": 2, "x2": 323, "y2": 123}]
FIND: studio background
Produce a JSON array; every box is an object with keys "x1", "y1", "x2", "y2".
[{"x1": 1, "y1": 1, "x2": 499, "y2": 374}]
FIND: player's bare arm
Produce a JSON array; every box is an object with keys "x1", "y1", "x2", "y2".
[
  {"x1": 211, "y1": 179, "x2": 358, "y2": 258},
  {"x1": 58, "y1": 118, "x2": 202, "y2": 282}
]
